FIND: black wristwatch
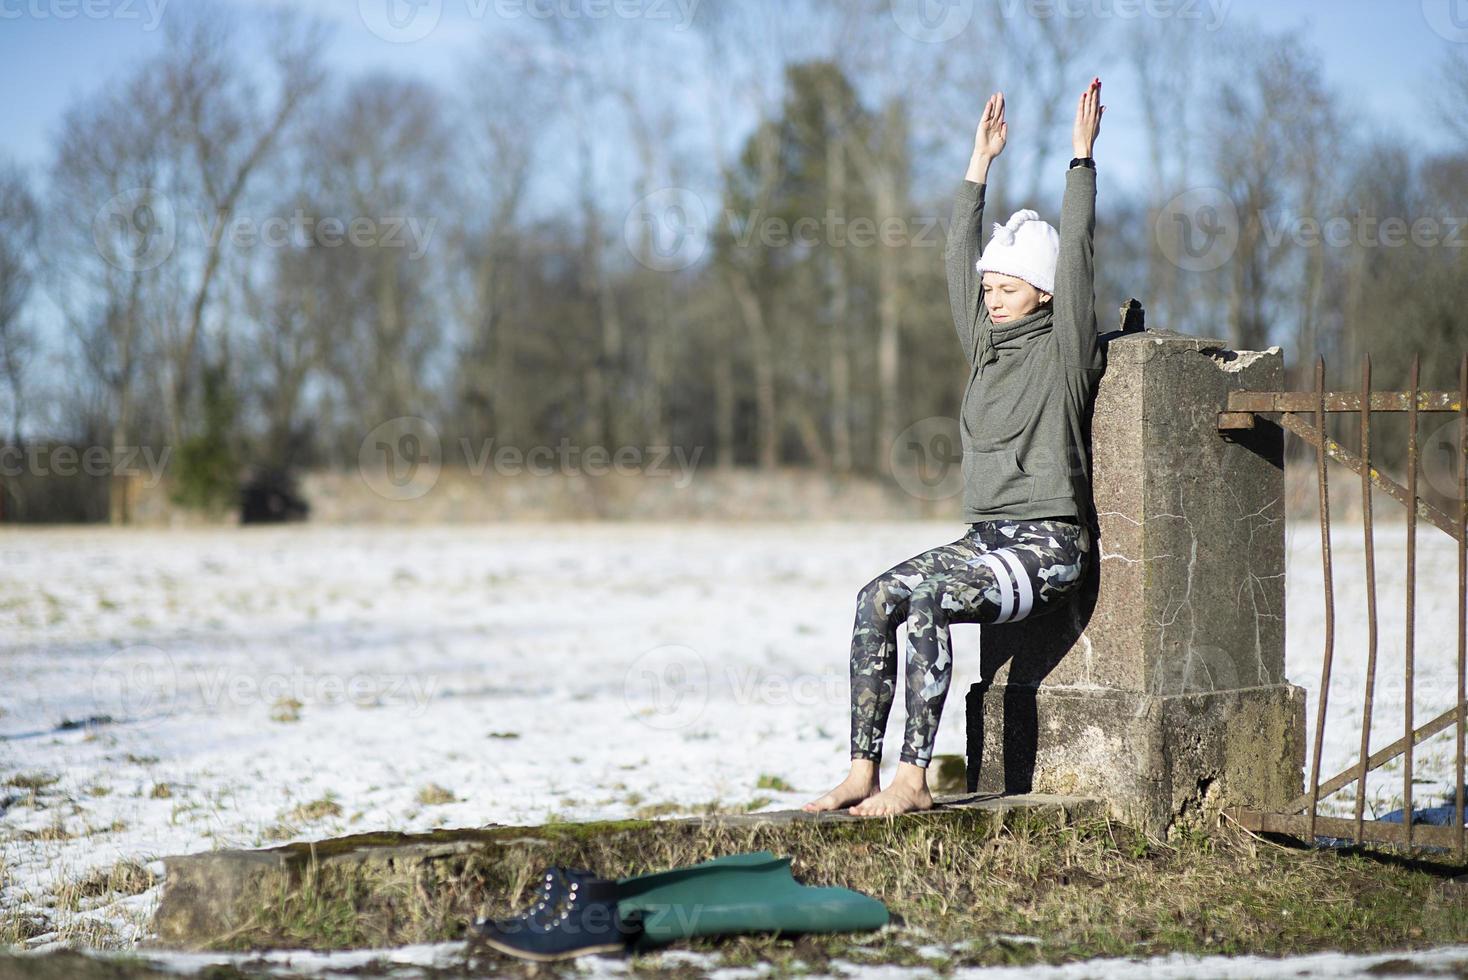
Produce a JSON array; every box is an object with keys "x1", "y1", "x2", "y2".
[{"x1": 1069, "y1": 156, "x2": 1095, "y2": 170}]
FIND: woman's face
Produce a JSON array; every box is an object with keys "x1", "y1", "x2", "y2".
[{"x1": 982, "y1": 272, "x2": 1052, "y2": 323}]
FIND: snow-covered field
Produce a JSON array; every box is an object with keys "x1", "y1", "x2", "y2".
[{"x1": 1, "y1": 517, "x2": 1464, "y2": 974}]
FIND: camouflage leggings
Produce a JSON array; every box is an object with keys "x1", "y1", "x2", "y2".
[{"x1": 849, "y1": 518, "x2": 1091, "y2": 768}]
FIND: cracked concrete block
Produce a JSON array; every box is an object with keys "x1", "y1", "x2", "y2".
[
  {"x1": 965, "y1": 329, "x2": 1306, "y2": 834},
  {"x1": 965, "y1": 682, "x2": 1307, "y2": 833}
]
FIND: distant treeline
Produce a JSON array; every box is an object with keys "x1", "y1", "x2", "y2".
[{"x1": 0, "y1": 0, "x2": 1464, "y2": 521}]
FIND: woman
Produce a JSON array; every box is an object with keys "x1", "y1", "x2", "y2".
[{"x1": 803, "y1": 79, "x2": 1107, "y2": 817}]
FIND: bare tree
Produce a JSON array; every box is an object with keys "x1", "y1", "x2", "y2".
[
  {"x1": 154, "y1": 5, "x2": 327, "y2": 447},
  {"x1": 0, "y1": 162, "x2": 39, "y2": 447},
  {"x1": 47, "y1": 68, "x2": 175, "y2": 523},
  {"x1": 822, "y1": 75, "x2": 854, "y2": 472},
  {"x1": 693, "y1": 0, "x2": 886, "y2": 469},
  {"x1": 693, "y1": 2, "x2": 802, "y2": 470},
  {"x1": 602, "y1": 24, "x2": 689, "y2": 451},
  {"x1": 1129, "y1": 15, "x2": 1203, "y2": 332},
  {"x1": 1202, "y1": 31, "x2": 1336, "y2": 353},
  {"x1": 533, "y1": 17, "x2": 630, "y2": 451},
  {"x1": 301, "y1": 73, "x2": 457, "y2": 440},
  {"x1": 451, "y1": 40, "x2": 554, "y2": 450},
  {"x1": 239, "y1": 233, "x2": 324, "y2": 471},
  {"x1": 1280, "y1": 55, "x2": 1350, "y2": 386}
]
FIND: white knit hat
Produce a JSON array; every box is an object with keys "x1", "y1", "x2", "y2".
[{"x1": 975, "y1": 208, "x2": 1059, "y2": 296}]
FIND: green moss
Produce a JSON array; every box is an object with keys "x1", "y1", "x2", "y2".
[{"x1": 539, "y1": 816, "x2": 657, "y2": 841}]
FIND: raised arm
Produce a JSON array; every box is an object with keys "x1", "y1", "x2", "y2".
[
  {"x1": 945, "y1": 92, "x2": 1006, "y2": 365},
  {"x1": 1054, "y1": 78, "x2": 1105, "y2": 371}
]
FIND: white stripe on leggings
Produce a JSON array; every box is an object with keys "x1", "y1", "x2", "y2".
[
  {"x1": 976, "y1": 553, "x2": 1015, "y2": 622},
  {"x1": 994, "y1": 548, "x2": 1034, "y2": 622}
]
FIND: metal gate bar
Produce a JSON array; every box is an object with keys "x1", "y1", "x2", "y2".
[
  {"x1": 1354, "y1": 354, "x2": 1380, "y2": 846},
  {"x1": 1283, "y1": 701, "x2": 1466, "y2": 814},
  {"x1": 1255, "y1": 411, "x2": 1465, "y2": 543},
  {"x1": 1307, "y1": 357, "x2": 1335, "y2": 843},
  {"x1": 1230, "y1": 809, "x2": 1466, "y2": 851}
]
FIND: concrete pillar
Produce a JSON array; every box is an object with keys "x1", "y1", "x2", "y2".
[{"x1": 964, "y1": 328, "x2": 1307, "y2": 834}]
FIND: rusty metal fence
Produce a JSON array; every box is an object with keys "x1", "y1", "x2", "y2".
[{"x1": 1219, "y1": 353, "x2": 1467, "y2": 855}]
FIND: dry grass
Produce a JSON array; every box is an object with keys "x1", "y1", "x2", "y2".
[
  {"x1": 184, "y1": 807, "x2": 1466, "y2": 970},
  {"x1": 8, "y1": 818, "x2": 76, "y2": 844},
  {"x1": 0, "y1": 854, "x2": 158, "y2": 953},
  {"x1": 261, "y1": 795, "x2": 345, "y2": 842},
  {"x1": 3, "y1": 774, "x2": 59, "y2": 793},
  {"x1": 59, "y1": 862, "x2": 159, "y2": 914},
  {"x1": 269, "y1": 698, "x2": 303, "y2": 723},
  {"x1": 414, "y1": 785, "x2": 456, "y2": 807},
  {"x1": 0, "y1": 908, "x2": 51, "y2": 949},
  {"x1": 285, "y1": 797, "x2": 343, "y2": 824}
]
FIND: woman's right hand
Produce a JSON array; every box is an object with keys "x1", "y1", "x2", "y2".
[{"x1": 973, "y1": 91, "x2": 1007, "y2": 160}]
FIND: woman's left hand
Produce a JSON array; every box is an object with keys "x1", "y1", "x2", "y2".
[{"x1": 1072, "y1": 77, "x2": 1105, "y2": 158}]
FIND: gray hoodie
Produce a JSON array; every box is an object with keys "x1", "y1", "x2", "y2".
[{"x1": 943, "y1": 165, "x2": 1104, "y2": 526}]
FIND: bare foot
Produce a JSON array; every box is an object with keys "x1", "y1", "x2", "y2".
[
  {"x1": 801, "y1": 773, "x2": 880, "y2": 813},
  {"x1": 850, "y1": 780, "x2": 933, "y2": 817}
]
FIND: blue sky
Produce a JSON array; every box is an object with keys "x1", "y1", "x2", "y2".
[{"x1": 0, "y1": 0, "x2": 1460, "y2": 190}]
